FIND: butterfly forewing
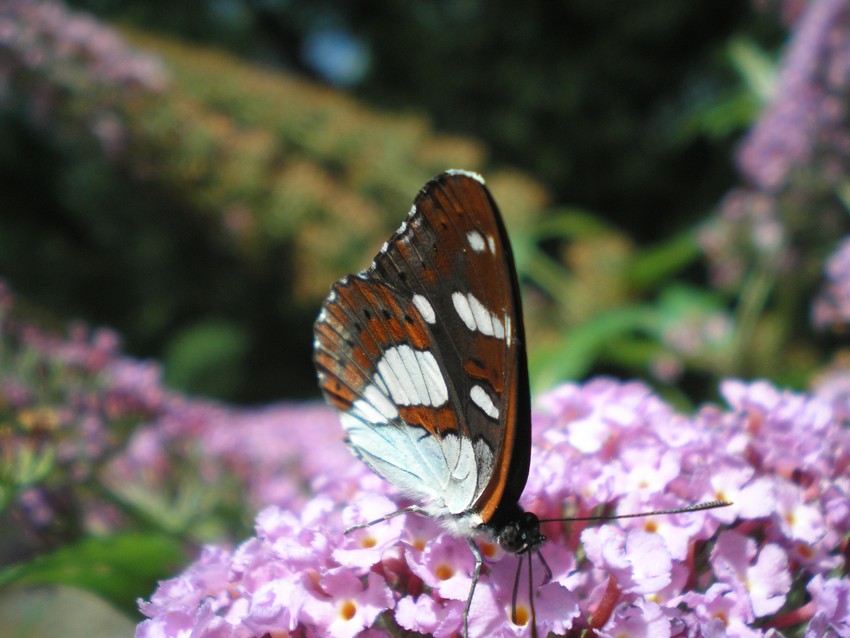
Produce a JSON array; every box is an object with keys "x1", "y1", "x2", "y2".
[{"x1": 314, "y1": 170, "x2": 530, "y2": 526}]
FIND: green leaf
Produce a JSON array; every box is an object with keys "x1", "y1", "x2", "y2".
[
  {"x1": 727, "y1": 37, "x2": 776, "y2": 104},
  {"x1": 163, "y1": 319, "x2": 251, "y2": 400},
  {"x1": 521, "y1": 245, "x2": 575, "y2": 302},
  {"x1": 0, "y1": 585, "x2": 136, "y2": 638},
  {"x1": 11, "y1": 445, "x2": 56, "y2": 487},
  {"x1": 529, "y1": 207, "x2": 617, "y2": 242},
  {"x1": 0, "y1": 533, "x2": 186, "y2": 613},
  {"x1": 626, "y1": 229, "x2": 701, "y2": 292},
  {"x1": 529, "y1": 305, "x2": 658, "y2": 391}
]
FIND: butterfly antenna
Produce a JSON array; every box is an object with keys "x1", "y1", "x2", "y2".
[{"x1": 538, "y1": 499, "x2": 731, "y2": 523}]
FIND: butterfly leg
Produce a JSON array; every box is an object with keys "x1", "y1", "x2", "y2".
[
  {"x1": 535, "y1": 548, "x2": 553, "y2": 584},
  {"x1": 343, "y1": 505, "x2": 423, "y2": 535},
  {"x1": 464, "y1": 538, "x2": 483, "y2": 638}
]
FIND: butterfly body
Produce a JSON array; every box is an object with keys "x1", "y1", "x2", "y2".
[{"x1": 313, "y1": 170, "x2": 543, "y2": 635}]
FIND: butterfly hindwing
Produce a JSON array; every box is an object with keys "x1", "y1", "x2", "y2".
[
  {"x1": 314, "y1": 170, "x2": 530, "y2": 526},
  {"x1": 315, "y1": 276, "x2": 477, "y2": 513}
]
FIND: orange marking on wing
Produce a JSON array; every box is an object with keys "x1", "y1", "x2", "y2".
[
  {"x1": 462, "y1": 334, "x2": 506, "y2": 394},
  {"x1": 398, "y1": 405, "x2": 459, "y2": 439},
  {"x1": 344, "y1": 279, "x2": 433, "y2": 351}
]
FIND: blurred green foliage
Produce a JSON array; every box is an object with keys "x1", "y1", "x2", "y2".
[
  {"x1": 162, "y1": 319, "x2": 250, "y2": 398},
  {"x1": 0, "y1": 533, "x2": 184, "y2": 613}
]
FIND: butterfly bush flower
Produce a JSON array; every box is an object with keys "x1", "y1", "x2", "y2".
[
  {"x1": 0, "y1": 285, "x2": 167, "y2": 537},
  {"x1": 739, "y1": 0, "x2": 850, "y2": 193},
  {"x1": 0, "y1": 0, "x2": 168, "y2": 158},
  {"x1": 813, "y1": 235, "x2": 850, "y2": 330},
  {"x1": 0, "y1": 281, "x2": 360, "y2": 550},
  {"x1": 137, "y1": 377, "x2": 850, "y2": 637},
  {"x1": 701, "y1": 0, "x2": 850, "y2": 294}
]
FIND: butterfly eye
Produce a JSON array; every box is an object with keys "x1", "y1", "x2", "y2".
[
  {"x1": 499, "y1": 522, "x2": 528, "y2": 554},
  {"x1": 498, "y1": 512, "x2": 543, "y2": 554},
  {"x1": 498, "y1": 525, "x2": 520, "y2": 553}
]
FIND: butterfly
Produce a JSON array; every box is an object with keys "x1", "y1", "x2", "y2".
[
  {"x1": 313, "y1": 170, "x2": 728, "y2": 636},
  {"x1": 313, "y1": 170, "x2": 543, "y2": 636}
]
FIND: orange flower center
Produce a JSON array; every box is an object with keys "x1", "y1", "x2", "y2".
[
  {"x1": 339, "y1": 600, "x2": 357, "y2": 621},
  {"x1": 435, "y1": 564, "x2": 454, "y2": 580},
  {"x1": 480, "y1": 542, "x2": 497, "y2": 558},
  {"x1": 512, "y1": 604, "x2": 530, "y2": 626}
]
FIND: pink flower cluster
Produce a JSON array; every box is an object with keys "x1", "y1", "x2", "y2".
[
  {"x1": 0, "y1": 0, "x2": 168, "y2": 157},
  {"x1": 0, "y1": 0, "x2": 167, "y2": 93},
  {"x1": 1, "y1": 307, "x2": 162, "y2": 480},
  {"x1": 117, "y1": 401, "x2": 357, "y2": 516},
  {"x1": 0, "y1": 281, "x2": 350, "y2": 538},
  {"x1": 0, "y1": 284, "x2": 168, "y2": 537},
  {"x1": 136, "y1": 378, "x2": 850, "y2": 637}
]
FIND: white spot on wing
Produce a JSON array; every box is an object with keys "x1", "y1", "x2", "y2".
[
  {"x1": 451, "y1": 437, "x2": 475, "y2": 481},
  {"x1": 467, "y1": 230, "x2": 486, "y2": 253},
  {"x1": 373, "y1": 374, "x2": 389, "y2": 396},
  {"x1": 446, "y1": 169, "x2": 485, "y2": 184},
  {"x1": 470, "y1": 385, "x2": 499, "y2": 419},
  {"x1": 487, "y1": 234, "x2": 496, "y2": 254},
  {"x1": 379, "y1": 347, "x2": 421, "y2": 406},
  {"x1": 417, "y1": 349, "x2": 448, "y2": 406},
  {"x1": 467, "y1": 294, "x2": 494, "y2": 335},
  {"x1": 353, "y1": 385, "x2": 399, "y2": 422},
  {"x1": 412, "y1": 294, "x2": 436, "y2": 324},
  {"x1": 452, "y1": 292, "x2": 476, "y2": 331},
  {"x1": 452, "y1": 292, "x2": 505, "y2": 339},
  {"x1": 440, "y1": 433, "x2": 478, "y2": 512},
  {"x1": 474, "y1": 438, "x2": 494, "y2": 485},
  {"x1": 375, "y1": 345, "x2": 447, "y2": 407},
  {"x1": 492, "y1": 316, "x2": 505, "y2": 339}
]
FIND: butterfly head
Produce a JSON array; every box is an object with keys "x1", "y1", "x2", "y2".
[{"x1": 497, "y1": 510, "x2": 546, "y2": 555}]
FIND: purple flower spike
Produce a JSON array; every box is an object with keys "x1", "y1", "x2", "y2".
[{"x1": 814, "y1": 235, "x2": 850, "y2": 330}]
